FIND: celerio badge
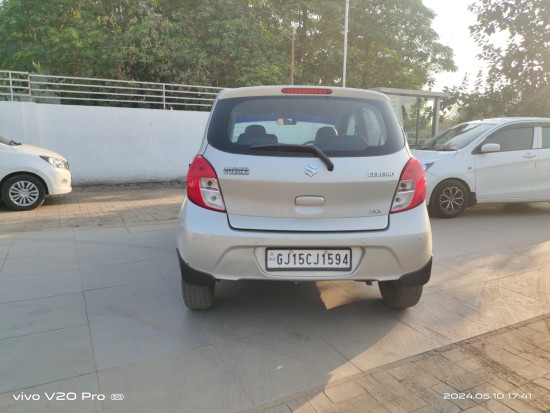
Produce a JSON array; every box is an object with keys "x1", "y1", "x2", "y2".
[{"x1": 368, "y1": 172, "x2": 395, "y2": 177}]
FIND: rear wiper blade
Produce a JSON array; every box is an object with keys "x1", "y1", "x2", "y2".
[{"x1": 250, "y1": 144, "x2": 334, "y2": 171}]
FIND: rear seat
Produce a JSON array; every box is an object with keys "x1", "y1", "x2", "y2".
[
  {"x1": 236, "y1": 133, "x2": 278, "y2": 146},
  {"x1": 236, "y1": 124, "x2": 278, "y2": 146},
  {"x1": 315, "y1": 135, "x2": 368, "y2": 151}
]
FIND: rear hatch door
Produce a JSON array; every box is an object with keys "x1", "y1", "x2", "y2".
[
  {"x1": 202, "y1": 88, "x2": 408, "y2": 232},
  {"x1": 205, "y1": 146, "x2": 409, "y2": 231}
]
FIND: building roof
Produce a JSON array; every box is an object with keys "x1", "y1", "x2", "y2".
[{"x1": 370, "y1": 87, "x2": 449, "y2": 98}]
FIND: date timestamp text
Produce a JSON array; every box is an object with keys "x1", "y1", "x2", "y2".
[{"x1": 444, "y1": 393, "x2": 532, "y2": 401}]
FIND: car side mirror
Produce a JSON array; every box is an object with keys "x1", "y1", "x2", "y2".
[{"x1": 480, "y1": 143, "x2": 501, "y2": 153}]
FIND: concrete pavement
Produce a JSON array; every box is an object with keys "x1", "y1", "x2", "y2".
[
  {"x1": 246, "y1": 314, "x2": 550, "y2": 413},
  {"x1": 0, "y1": 183, "x2": 549, "y2": 412}
]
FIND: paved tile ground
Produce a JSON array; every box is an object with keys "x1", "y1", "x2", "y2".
[
  {"x1": 1, "y1": 184, "x2": 549, "y2": 413},
  {"x1": 245, "y1": 314, "x2": 550, "y2": 413},
  {"x1": 0, "y1": 181, "x2": 184, "y2": 232}
]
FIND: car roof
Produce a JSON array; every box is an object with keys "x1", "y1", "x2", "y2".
[
  {"x1": 217, "y1": 85, "x2": 390, "y2": 102},
  {"x1": 471, "y1": 117, "x2": 550, "y2": 125}
]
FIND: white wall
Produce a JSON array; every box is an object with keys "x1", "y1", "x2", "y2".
[{"x1": 0, "y1": 101, "x2": 210, "y2": 184}]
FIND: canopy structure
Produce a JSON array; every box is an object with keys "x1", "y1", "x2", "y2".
[{"x1": 371, "y1": 87, "x2": 449, "y2": 146}]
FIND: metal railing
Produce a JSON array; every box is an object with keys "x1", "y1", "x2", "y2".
[{"x1": 0, "y1": 70, "x2": 223, "y2": 110}]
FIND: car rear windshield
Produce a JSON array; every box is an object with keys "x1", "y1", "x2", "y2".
[{"x1": 206, "y1": 96, "x2": 405, "y2": 157}]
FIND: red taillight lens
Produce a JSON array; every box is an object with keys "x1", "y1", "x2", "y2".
[
  {"x1": 390, "y1": 158, "x2": 426, "y2": 214},
  {"x1": 187, "y1": 156, "x2": 226, "y2": 212},
  {"x1": 281, "y1": 88, "x2": 332, "y2": 95}
]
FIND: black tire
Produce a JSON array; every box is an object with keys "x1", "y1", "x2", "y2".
[
  {"x1": 1, "y1": 174, "x2": 46, "y2": 211},
  {"x1": 378, "y1": 281, "x2": 423, "y2": 309},
  {"x1": 430, "y1": 179, "x2": 469, "y2": 218},
  {"x1": 181, "y1": 278, "x2": 215, "y2": 310}
]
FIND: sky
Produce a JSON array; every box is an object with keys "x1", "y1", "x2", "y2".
[{"x1": 422, "y1": 0, "x2": 485, "y2": 91}]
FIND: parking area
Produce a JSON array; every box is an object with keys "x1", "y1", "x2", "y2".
[{"x1": 0, "y1": 184, "x2": 549, "y2": 412}]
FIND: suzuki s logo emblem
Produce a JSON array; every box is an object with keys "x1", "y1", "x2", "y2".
[{"x1": 304, "y1": 164, "x2": 318, "y2": 177}]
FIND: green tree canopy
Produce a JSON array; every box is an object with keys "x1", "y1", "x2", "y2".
[
  {"x1": 0, "y1": 0, "x2": 456, "y2": 90},
  {"x1": 445, "y1": 0, "x2": 550, "y2": 122}
]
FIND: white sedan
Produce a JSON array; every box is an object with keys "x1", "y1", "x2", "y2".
[
  {"x1": 0, "y1": 135, "x2": 72, "y2": 211},
  {"x1": 413, "y1": 117, "x2": 550, "y2": 218}
]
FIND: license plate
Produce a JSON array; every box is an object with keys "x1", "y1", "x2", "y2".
[{"x1": 266, "y1": 249, "x2": 352, "y2": 271}]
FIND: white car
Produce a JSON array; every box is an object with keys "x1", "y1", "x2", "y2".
[
  {"x1": 176, "y1": 86, "x2": 432, "y2": 310},
  {"x1": 0, "y1": 135, "x2": 72, "y2": 211},
  {"x1": 413, "y1": 118, "x2": 550, "y2": 218}
]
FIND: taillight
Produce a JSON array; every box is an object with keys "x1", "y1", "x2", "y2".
[
  {"x1": 391, "y1": 158, "x2": 426, "y2": 213},
  {"x1": 187, "y1": 156, "x2": 226, "y2": 212}
]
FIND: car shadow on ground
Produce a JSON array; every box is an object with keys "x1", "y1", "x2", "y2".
[
  {"x1": 165, "y1": 278, "x2": 431, "y2": 408},
  {"x1": 456, "y1": 202, "x2": 550, "y2": 218}
]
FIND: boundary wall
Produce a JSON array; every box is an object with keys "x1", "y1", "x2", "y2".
[{"x1": 0, "y1": 101, "x2": 209, "y2": 184}]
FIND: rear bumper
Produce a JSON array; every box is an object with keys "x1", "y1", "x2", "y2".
[
  {"x1": 176, "y1": 199, "x2": 432, "y2": 283},
  {"x1": 177, "y1": 252, "x2": 432, "y2": 287},
  {"x1": 177, "y1": 251, "x2": 216, "y2": 286},
  {"x1": 398, "y1": 257, "x2": 432, "y2": 286}
]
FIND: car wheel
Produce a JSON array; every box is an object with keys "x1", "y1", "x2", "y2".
[
  {"x1": 430, "y1": 179, "x2": 469, "y2": 218},
  {"x1": 378, "y1": 281, "x2": 423, "y2": 309},
  {"x1": 181, "y1": 278, "x2": 215, "y2": 310},
  {"x1": 1, "y1": 174, "x2": 46, "y2": 211}
]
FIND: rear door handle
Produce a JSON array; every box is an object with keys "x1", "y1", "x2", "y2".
[{"x1": 523, "y1": 153, "x2": 536, "y2": 159}]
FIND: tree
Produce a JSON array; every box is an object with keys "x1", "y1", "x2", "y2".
[
  {"x1": 0, "y1": 0, "x2": 108, "y2": 76},
  {"x1": 0, "y1": 0, "x2": 288, "y2": 85},
  {"x1": 468, "y1": 0, "x2": 550, "y2": 116},
  {"x1": 441, "y1": 72, "x2": 506, "y2": 125},
  {"x1": 345, "y1": 0, "x2": 456, "y2": 89},
  {"x1": 167, "y1": 0, "x2": 287, "y2": 86},
  {"x1": 258, "y1": 0, "x2": 456, "y2": 88},
  {"x1": 0, "y1": 0, "x2": 456, "y2": 91}
]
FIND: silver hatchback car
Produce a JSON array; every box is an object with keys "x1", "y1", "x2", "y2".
[{"x1": 176, "y1": 86, "x2": 432, "y2": 310}]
